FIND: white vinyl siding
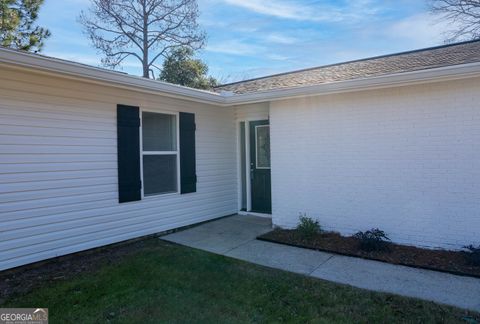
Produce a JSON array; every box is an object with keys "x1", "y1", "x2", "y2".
[
  {"x1": 234, "y1": 102, "x2": 269, "y2": 121},
  {"x1": 0, "y1": 67, "x2": 237, "y2": 270}
]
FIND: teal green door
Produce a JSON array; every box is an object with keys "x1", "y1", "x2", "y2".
[{"x1": 250, "y1": 120, "x2": 271, "y2": 213}]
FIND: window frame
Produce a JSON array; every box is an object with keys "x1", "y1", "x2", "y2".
[{"x1": 140, "y1": 108, "x2": 181, "y2": 198}]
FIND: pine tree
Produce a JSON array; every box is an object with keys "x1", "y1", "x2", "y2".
[
  {"x1": 0, "y1": 0, "x2": 50, "y2": 52},
  {"x1": 159, "y1": 47, "x2": 217, "y2": 90}
]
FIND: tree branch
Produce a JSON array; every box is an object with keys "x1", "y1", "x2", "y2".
[{"x1": 79, "y1": 0, "x2": 205, "y2": 78}]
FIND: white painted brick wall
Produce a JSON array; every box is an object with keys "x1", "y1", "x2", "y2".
[{"x1": 270, "y1": 78, "x2": 480, "y2": 249}]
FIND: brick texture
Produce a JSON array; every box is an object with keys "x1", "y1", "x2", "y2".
[{"x1": 270, "y1": 77, "x2": 480, "y2": 249}]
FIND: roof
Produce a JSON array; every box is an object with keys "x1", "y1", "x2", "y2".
[
  {"x1": 216, "y1": 40, "x2": 480, "y2": 95},
  {"x1": 0, "y1": 46, "x2": 225, "y2": 105},
  {"x1": 1, "y1": 41, "x2": 480, "y2": 106}
]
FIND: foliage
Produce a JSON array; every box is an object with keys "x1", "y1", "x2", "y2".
[
  {"x1": 159, "y1": 47, "x2": 217, "y2": 90},
  {"x1": 0, "y1": 0, "x2": 50, "y2": 52},
  {"x1": 464, "y1": 245, "x2": 480, "y2": 266},
  {"x1": 296, "y1": 213, "x2": 321, "y2": 239},
  {"x1": 354, "y1": 228, "x2": 391, "y2": 252},
  {"x1": 429, "y1": 0, "x2": 480, "y2": 42},
  {"x1": 79, "y1": 0, "x2": 205, "y2": 78}
]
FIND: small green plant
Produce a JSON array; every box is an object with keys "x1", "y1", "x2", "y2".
[
  {"x1": 296, "y1": 213, "x2": 321, "y2": 239},
  {"x1": 463, "y1": 245, "x2": 480, "y2": 266},
  {"x1": 354, "y1": 228, "x2": 391, "y2": 252}
]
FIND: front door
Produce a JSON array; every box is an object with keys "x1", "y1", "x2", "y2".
[{"x1": 250, "y1": 120, "x2": 271, "y2": 213}]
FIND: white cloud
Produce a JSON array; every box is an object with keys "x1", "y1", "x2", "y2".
[
  {"x1": 206, "y1": 40, "x2": 264, "y2": 56},
  {"x1": 222, "y1": 0, "x2": 382, "y2": 23},
  {"x1": 234, "y1": 26, "x2": 260, "y2": 33},
  {"x1": 264, "y1": 33, "x2": 297, "y2": 44},
  {"x1": 197, "y1": 19, "x2": 228, "y2": 28},
  {"x1": 387, "y1": 13, "x2": 452, "y2": 47},
  {"x1": 223, "y1": 0, "x2": 332, "y2": 22},
  {"x1": 265, "y1": 53, "x2": 290, "y2": 61}
]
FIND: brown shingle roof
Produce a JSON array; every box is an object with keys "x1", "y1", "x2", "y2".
[{"x1": 215, "y1": 40, "x2": 480, "y2": 95}]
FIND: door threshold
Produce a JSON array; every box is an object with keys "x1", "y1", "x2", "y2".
[{"x1": 238, "y1": 211, "x2": 272, "y2": 218}]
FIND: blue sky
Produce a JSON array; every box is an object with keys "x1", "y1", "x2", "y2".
[{"x1": 37, "y1": 0, "x2": 451, "y2": 82}]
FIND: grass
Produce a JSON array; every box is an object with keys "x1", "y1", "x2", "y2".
[{"x1": 2, "y1": 238, "x2": 477, "y2": 323}]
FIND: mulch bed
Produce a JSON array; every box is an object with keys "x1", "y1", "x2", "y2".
[{"x1": 258, "y1": 229, "x2": 480, "y2": 278}]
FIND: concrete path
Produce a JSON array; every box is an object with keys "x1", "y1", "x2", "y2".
[{"x1": 162, "y1": 214, "x2": 480, "y2": 312}]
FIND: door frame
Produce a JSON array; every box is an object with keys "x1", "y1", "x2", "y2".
[{"x1": 236, "y1": 119, "x2": 271, "y2": 214}]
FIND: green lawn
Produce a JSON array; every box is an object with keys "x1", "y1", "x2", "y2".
[{"x1": 2, "y1": 238, "x2": 478, "y2": 323}]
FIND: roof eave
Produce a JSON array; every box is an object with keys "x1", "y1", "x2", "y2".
[
  {"x1": 225, "y1": 62, "x2": 480, "y2": 105},
  {"x1": 0, "y1": 47, "x2": 227, "y2": 106},
  {"x1": 1, "y1": 47, "x2": 480, "y2": 107}
]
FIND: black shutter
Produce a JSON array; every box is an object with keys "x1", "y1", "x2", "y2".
[
  {"x1": 117, "y1": 105, "x2": 141, "y2": 203},
  {"x1": 179, "y1": 112, "x2": 197, "y2": 194}
]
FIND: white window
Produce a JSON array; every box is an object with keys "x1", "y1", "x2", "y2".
[{"x1": 141, "y1": 111, "x2": 179, "y2": 196}]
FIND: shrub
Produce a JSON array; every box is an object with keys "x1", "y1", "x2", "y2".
[
  {"x1": 463, "y1": 245, "x2": 480, "y2": 266},
  {"x1": 354, "y1": 228, "x2": 391, "y2": 252},
  {"x1": 296, "y1": 213, "x2": 321, "y2": 239}
]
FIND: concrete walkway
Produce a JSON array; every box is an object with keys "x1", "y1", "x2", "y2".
[{"x1": 162, "y1": 214, "x2": 480, "y2": 312}]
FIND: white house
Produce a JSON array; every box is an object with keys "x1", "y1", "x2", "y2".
[{"x1": 1, "y1": 40, "x2": 480, "y2": 271}]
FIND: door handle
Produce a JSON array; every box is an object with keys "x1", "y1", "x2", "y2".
[{"x1": 250, "y1": 169, "x2": 254, "y2": 180}]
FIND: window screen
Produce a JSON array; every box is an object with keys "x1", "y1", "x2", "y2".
[
  {"x1": 142, "y1": 112, "x2": 176, "y2": 151},
  {"x1": 143, "y1": 155, "x2": 177, "y2": 195},
  {"x1": 141, "y1": 111, "x2": 178, "y2": 196}
]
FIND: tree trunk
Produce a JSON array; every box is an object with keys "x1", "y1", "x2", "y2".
[
  {"x1": 142, "y1": 60, "x2": 149, "y2": 78},
  {"x1": 142, "y1": 26, "x2": 149, "y2": 78},
  {"x1": 142, "y1": 0, "x2": 149, "y2": 78}
]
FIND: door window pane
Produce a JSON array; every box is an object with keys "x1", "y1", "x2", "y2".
[
  {"x1": 256, "y1": 125, "x2": 270, "y2": 168},
  {"x1": 143, "y1": 155, "x2": 177, "y2": 195},
  {"x1": 142, "y1": 112, "x2": 176, "y2": 151}
]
